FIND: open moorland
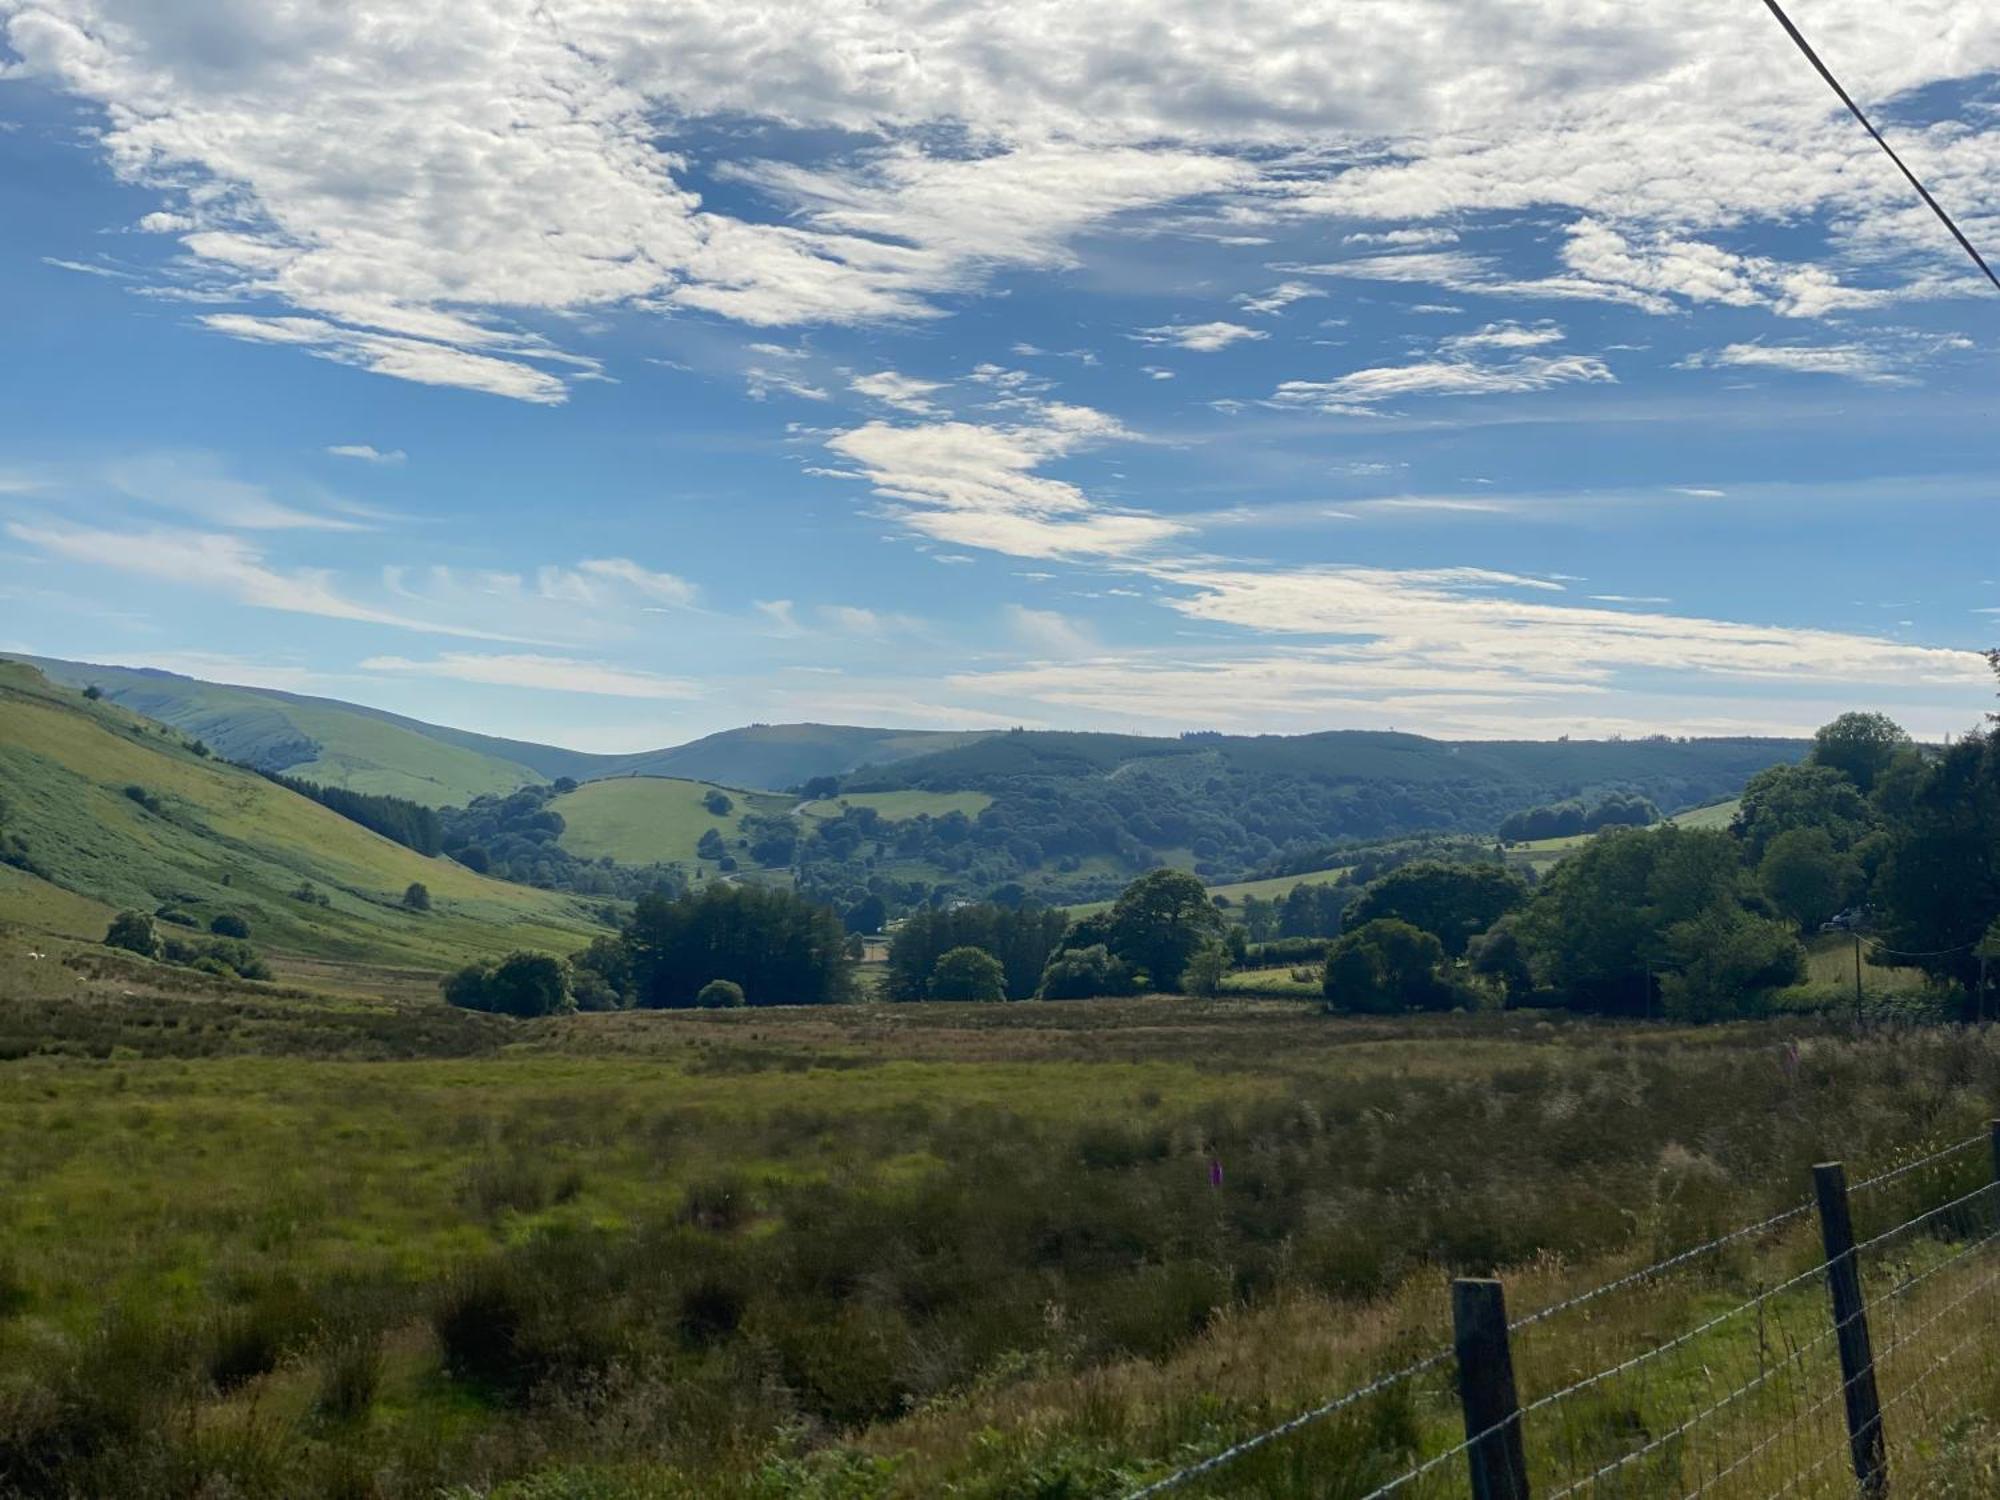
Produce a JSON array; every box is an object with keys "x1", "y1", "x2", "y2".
[{"x1": 5, "y1": 931, "x2": 2000, "y2": 1498}]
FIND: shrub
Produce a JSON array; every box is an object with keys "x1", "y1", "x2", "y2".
[
  {"x1": 695, "y1": 979, "x2": 746, "y2": 1009},
  {"x1": 402, "y1": 881, "x2": 432, "y2": 912},
  {"x1": 209, "y1": 913, "x2": 251, "y2": 939},
  {"x1": 1179, "y1": 939, "x2": 1231, "y2": 999},
  {"x1": 442, "y1": 952, "x2": 574, "y2": 1018},
  {"x1": 122, "y1": 784, "x2": 162, "y2": 814},
  {"x1": 928, "y1": 946, "x2": 1007, "y2": 1002},
  {"x1": 1037, "y1": 943, "x2": 1136, "y2": 1000},
  {"x1": 1322, "y1": 918, "x2": 1449, "y2": 1014},
  {"x1": 82, "y1": 684, "x2": 103, "y2": 700},
  {"x1": 104, "y1": 910, "x2": 158, "y2": 958}
]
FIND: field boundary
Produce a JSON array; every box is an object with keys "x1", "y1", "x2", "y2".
[{"x1": 1127, "y1": 1127, "x2": 2000, "y2": 1498}]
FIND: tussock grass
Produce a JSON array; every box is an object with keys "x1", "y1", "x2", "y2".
[{"x1": 5, "y1": 943, "x2": 2000, "y2": 1495}]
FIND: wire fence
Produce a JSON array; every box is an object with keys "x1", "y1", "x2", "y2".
[{"x1": 1125, "y1": 1129, "x2": 2000, "y2": 1498}]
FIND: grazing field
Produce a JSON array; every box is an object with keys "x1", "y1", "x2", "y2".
[
  {"x1": 550, "y1": 775, "x2": 793, "y2": 867},
  {"x1": 5, "y1": 931, "x2": 2000, "y2": 1498},
  {"x1": 797, "y1": 789, "x2": 994, "y2": 822},
  {"x1": 1675, "y1": 797, "x2": 1743, "y2": 830},
  {"x1": 1205, "y1": 863, "x2": 1353, "y2": 906},
  {"x1": 0, "y1": 664, "x2": 607, "y2": 966}
]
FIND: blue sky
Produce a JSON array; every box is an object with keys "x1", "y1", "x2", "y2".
[{"x1": 4, "y1": 0, "x2": 2000, "y2": 749}]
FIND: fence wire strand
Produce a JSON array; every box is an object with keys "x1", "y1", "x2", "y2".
[{"x1": 1122, "y1": 1137, "x2": 2000, "y2": 1500}]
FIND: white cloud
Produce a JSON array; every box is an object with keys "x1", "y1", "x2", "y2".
[
  {"x1": 1440, "y1": 320, "x2": 1564, "y2": 353},
  {"x1": 825, "y1": 401, "x2": 1184, "y2": 559},
  {"x1": 1272, "y1": 352, "x2": 1614, "y2": 408},
  {"x1": 42, "y1": 255, "x2": 134, "y2": 279},
  {"x1": 755, "y1": 598, "x2": 801, "y2": 634},
  {"x1": 1679, "y1": 342, "x2": 1910, "y2": 384},
  {"x1": 744, "y1": 366, "x2": 831, "y2": 402},
  {"x1": 1153, "y1": 562, "x2": 1985, "y2": 690},
  {"x1": 820, "y1": 604, "x2": 922, "y2": 636},
  {"x1": 1003, "y1": 604, "x2": 1098, "y2": 657},
  {"x1": 1235, "y1": 281, "x2": 1323, "y2": 316},
  {"x1": 1136, "y1": 320, "x2": 1268, "y2": 352},
  {"x1": 359, "y1": 652, "x2": 699, "y2": 699},
  {"x1": 6, "y1": 521, "x2": 515, "y2": 638},
  {"x1": 325, "y1": 444, "x2": 405, "y2": 465},
  {"x1": 851, "y1": 370, "x2": 945, "y2": 415},
  {"x1": 13, "y1": 0, "x2": 2000, "y2": 407},
  {"x1": 201, "y1": 315, "x2": 570, "y2": 404},
  {"x1": 570, "y1": 558, "x2": 700, "y2": 609},
  {"x1": 103, "y1": 451, "x2": 367, "y2": 531},
  {"x1": 1343, "y1": 228, "x2": 1460, "y2": 248}
]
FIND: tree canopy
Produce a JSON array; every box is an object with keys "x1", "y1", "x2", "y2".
[
  {"x1": 1107, "y1": 868, "x2": 1223, "y2": 988},
  {"x1": 624, "y1": 883, "x2": 853, "y2": 1008},
  {"x1": 1346, "y1": 861, "x2": 1524, "y2": 958},
  {"x1": 1809, "y1": 712, "x2": 1910, "y2": 794},
  {"x1": 929, "y1": 946, "x2": 1008, "y2": 1002},
  {"x1": 1323, "y1": 919, "x2": 1449, "y2": 1014}
]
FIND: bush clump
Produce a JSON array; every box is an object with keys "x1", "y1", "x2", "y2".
[
  {"x1": 442, "y1": 952, "x2": 574, "y2": 1018},
  {"x1": 695, "y1": 979, "x2": 745, "y2": 1009}
]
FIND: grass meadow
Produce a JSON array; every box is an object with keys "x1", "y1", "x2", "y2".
[
  {"x1": 549, "y1": 776, "x2": 794, "y2": 868},
  {"x1": 6, "y1": 924, "x2": 2000, "y2": 1497}
]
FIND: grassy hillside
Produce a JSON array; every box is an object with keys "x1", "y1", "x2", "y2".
[
  {"x1": 0, "y1": 663, "x2": 607, "y2": 966},
  {"x1": 1505, "y1": 799, "x2": 1746, "y2": 878},
  {"x1": 1674, "y1": 797, "x2": 1742, "y2": 830},
  {"x1": 551, "y1": 776, "x2": 794, "y2": 868},
  {"x1": 591, "y1": 723, "x2": 992, "y2": 788},
  {"x1": 14, "y1": 656, "x2": 990, "y2": 799},
  {"x1": 15, "y1": 655, "x2": 552, "y2": 805}
]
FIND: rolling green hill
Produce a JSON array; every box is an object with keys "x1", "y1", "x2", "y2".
[
  {"x1": 836, "y1": 728, "x2": 1802, "y2": 901},
  {"x1": 0, "y1": 662, "x2": 608, "y2": 966},
  {"x1": 590, "y1": 724, "x2": 991, "y2": 788},
  {"x1": 15, "y1": 654, "x2": 560, "y2": 805},
  {"x1": 10, "y1": 655, "x2": 991, "y2": 797},
  {"x1": 551, "y1": 776, "x2": 795, "y2": 868}
]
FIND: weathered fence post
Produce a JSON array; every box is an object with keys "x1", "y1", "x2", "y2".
[
  {"x1": 1813, "y1": 1162, "x2": 1886, "y2": 1495},
  {"x1": 1451, "y1": 1277, "x2": 1531, "y2": 1500}
]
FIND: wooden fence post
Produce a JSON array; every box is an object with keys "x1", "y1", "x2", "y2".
[
  {"x1": 1813, "y1": 1162, "x2": 1887, "y2": 1495},
  {"x1": 1451, "y1": 1277, "x2": 1531, "y2": 1500}
]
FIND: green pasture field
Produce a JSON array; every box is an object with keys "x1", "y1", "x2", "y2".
[
  {"x1": 5, "y1": 927, "x2": 2000, "y2": 1497},
  {"x1": 797, "y1": 789, "x2": 994, "y2": 822},
  {"x1": 550, "y1": 774, "x2": 793, "y2": 868}
]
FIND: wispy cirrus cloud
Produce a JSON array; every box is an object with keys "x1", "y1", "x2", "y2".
[
  {"x1": 360, "y1": 652, "x2": 700, "y2": 698},
  {"x1": 1134, "y1": 320, "x2": 1268, "y2": 352},
  {"x1": 1272, "y1": 352, "x2": 1613, "y2": 410},
  {"x1": 5, "y1": 521, "x2": 521, "y2": 639}
]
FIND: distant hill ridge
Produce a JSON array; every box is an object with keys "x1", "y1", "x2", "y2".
[
  {"x1": 10, "y1": 655, "x2": 983, "y2": 804},
  {"x1": 8, "y1": 657, "x2": 1807, "y2": 874}
]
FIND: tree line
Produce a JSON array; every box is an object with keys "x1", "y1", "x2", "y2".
[{"x1": 254, "y1": 769, "x2": 443, "y2": 856}]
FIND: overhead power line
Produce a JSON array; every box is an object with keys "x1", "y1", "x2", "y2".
[{"x1": 1758, "y1": 0, "x2": 2000, "y2": 294}]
